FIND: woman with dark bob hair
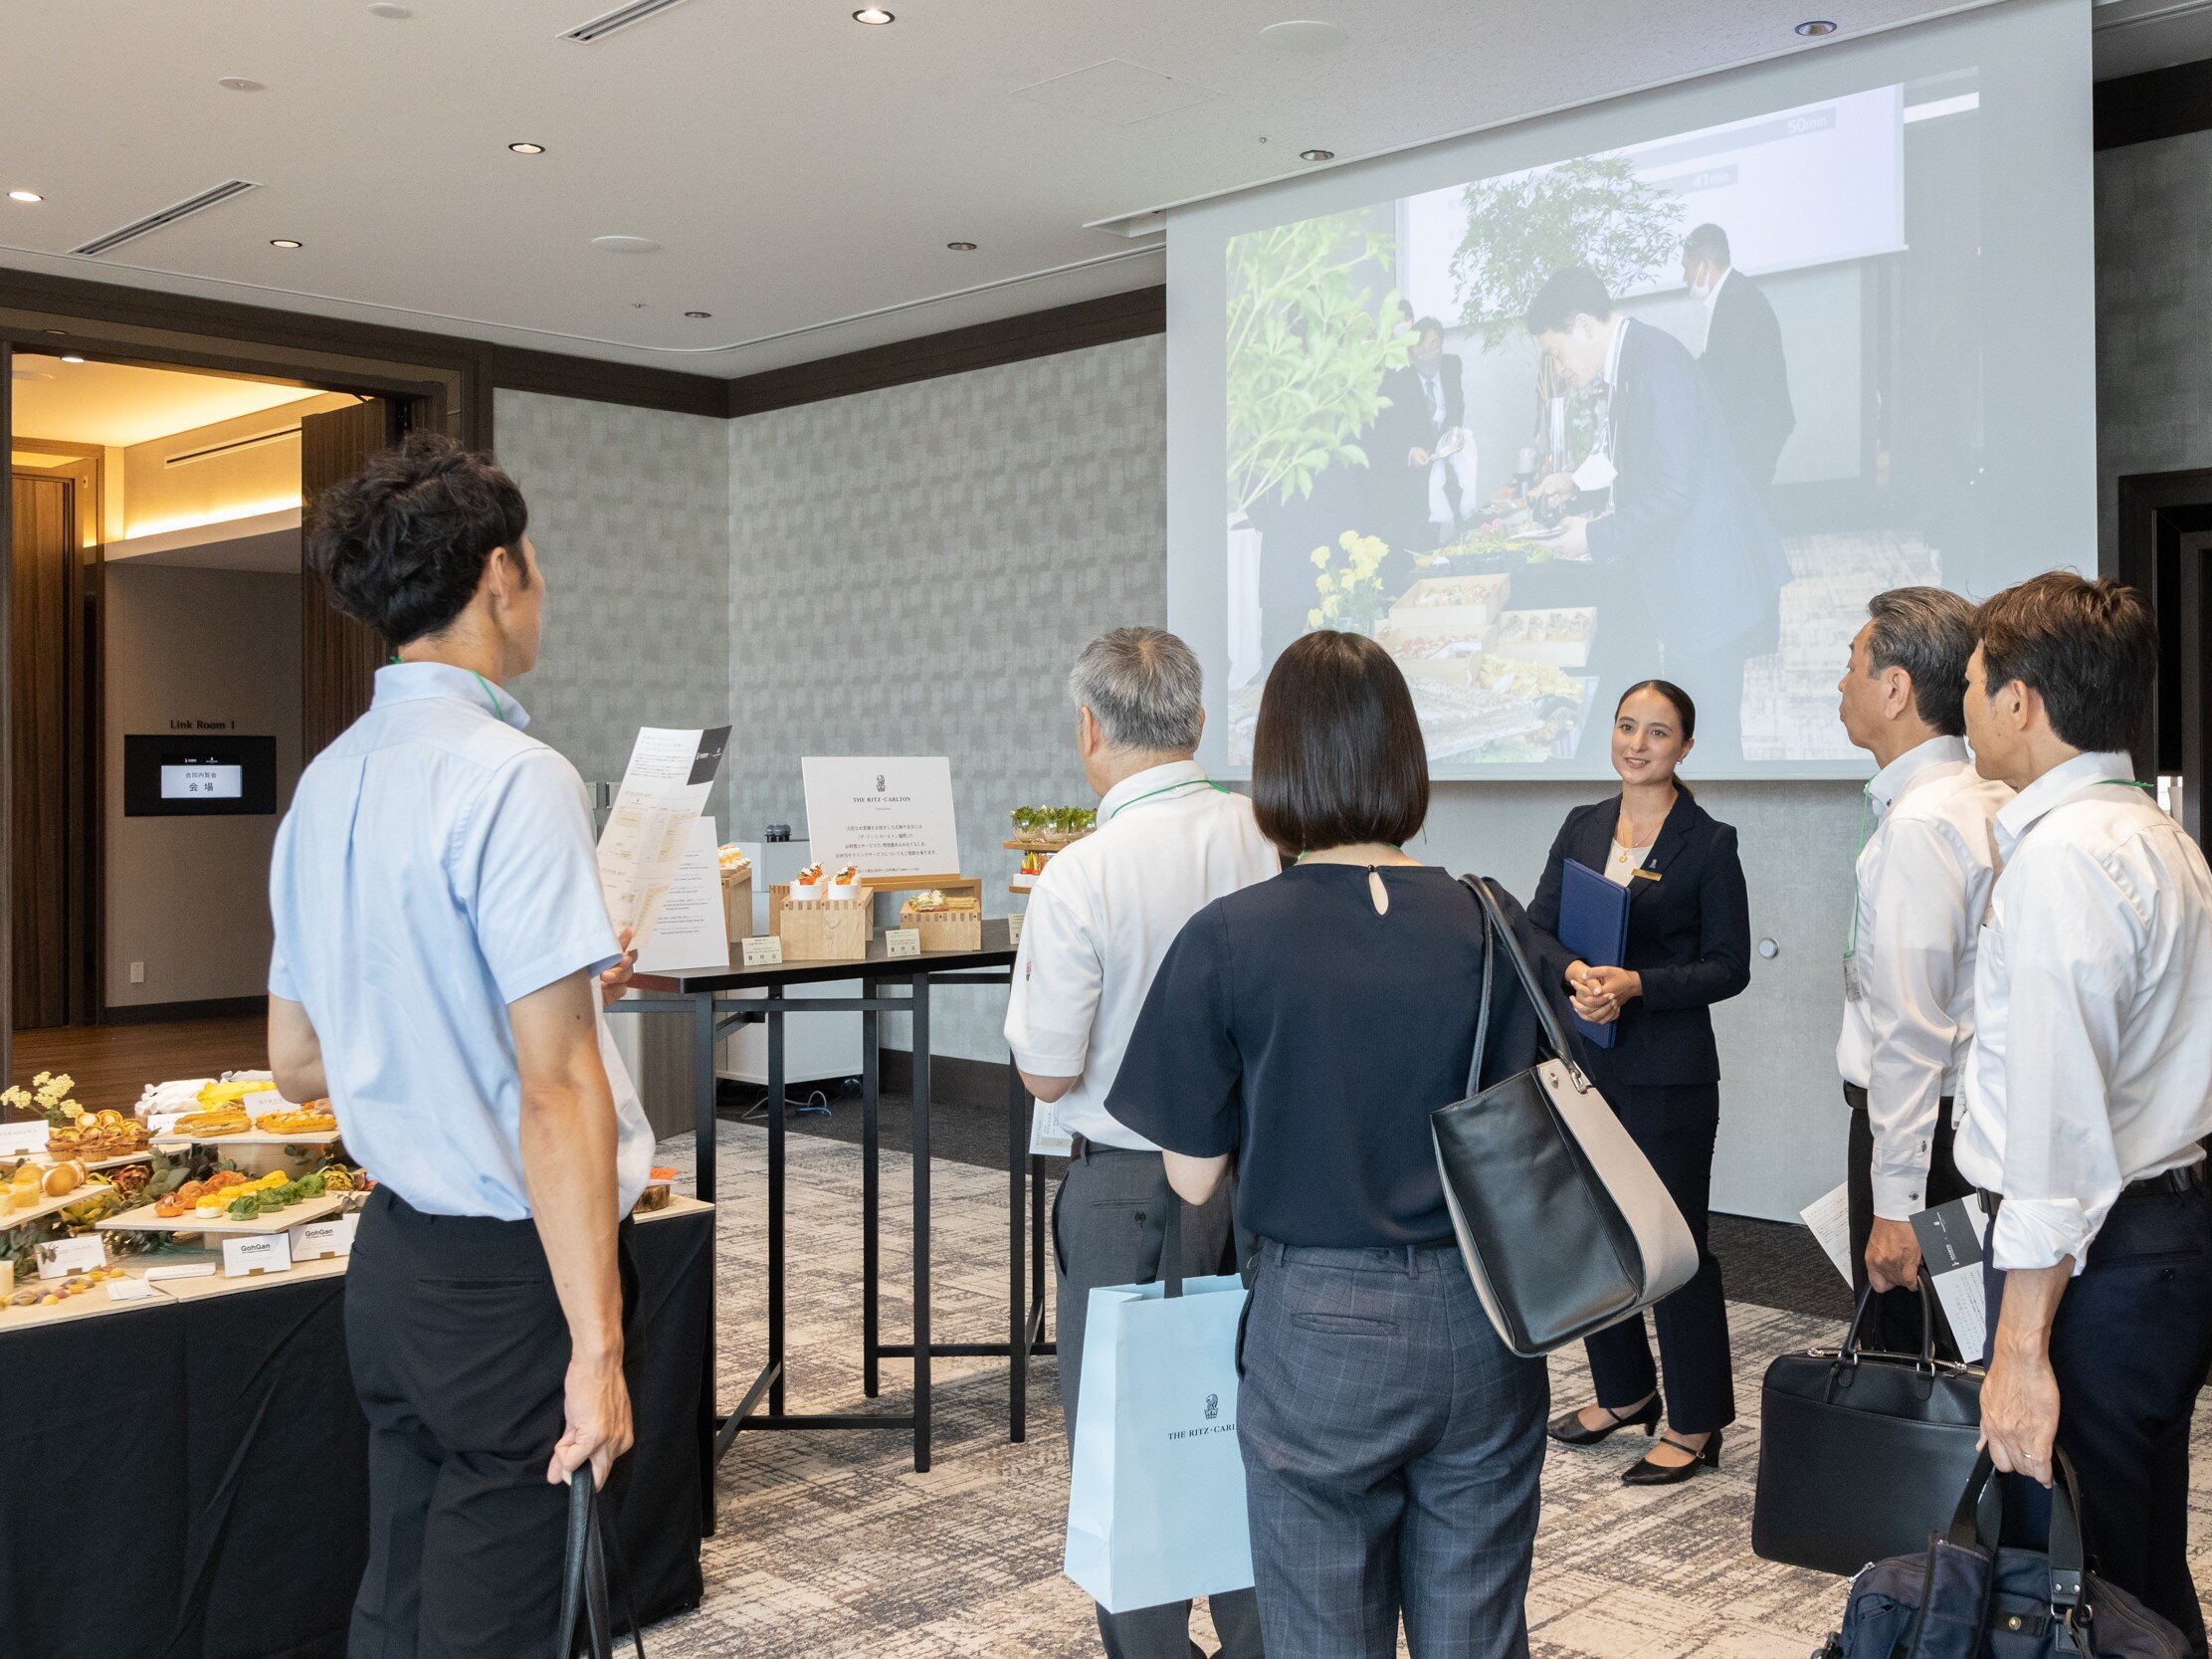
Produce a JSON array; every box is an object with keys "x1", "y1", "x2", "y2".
[{"x1": 1107, "y1": 629, "x2": 1567, "y2": 1659}]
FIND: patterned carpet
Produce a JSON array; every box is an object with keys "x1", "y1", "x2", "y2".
[{"x1": 645, "y1": 1121, "x2": 2212, "y2": 1657}]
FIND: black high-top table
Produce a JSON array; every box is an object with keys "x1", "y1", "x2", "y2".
[{"x1": 616, "y1": 917, "x2": 1052, "y2": 1509}]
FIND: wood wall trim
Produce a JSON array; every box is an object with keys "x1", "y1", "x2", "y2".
[
  {"x1": 2095, "y1": 59, "x2": 2212, "y2": 150},
  {"x1": 489, "y1": 344, "x2": 727, "y2": 419},
  {"x1": 725, "y1": 285, "x2": 1167, "y2": 419}
]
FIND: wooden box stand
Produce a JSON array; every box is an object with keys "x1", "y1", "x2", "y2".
[
  {"x1": 900, "y1": 898, "x2": 982, "y2": 952},
  {"x1": 720, "y1": 868, "x2": 755, "y2": 942},
  {"x1": 773, "y1": 894, "x2": 870, "y2": 961}
]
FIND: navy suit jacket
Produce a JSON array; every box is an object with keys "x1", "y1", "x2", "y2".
[
  {"x1": 1702, "y1": 270, "x2": 1796, "y2": 489},
  {"x1": 1525, "y1": 790, "x2": 1752, "y2": 1090},
  {"x1": 1585, "y1": 318, "x2": 1791, "y2": 660}
]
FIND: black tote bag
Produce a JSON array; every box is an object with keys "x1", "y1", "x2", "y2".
[
  {"x1": 1752, "y1": 1285, "x2": 1985, "y2": 1576},
  {"x1": 1429, "y1": 877, "x2": 1699, "y2": 1358},
  {"x1": 559, "y1": 1470, "x2": 647, "y2": 1659}
]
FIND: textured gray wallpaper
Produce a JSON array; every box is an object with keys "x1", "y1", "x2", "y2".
[
  {"x1": 495, "y1": 389, "x2": 733, "y2": 820},
  {"x1": 2096, "y1": 130, "x2": 2212, "y2": 570},
  {"x1": 727, "y1": 336, "x2": 1167, "y2": 1066}
]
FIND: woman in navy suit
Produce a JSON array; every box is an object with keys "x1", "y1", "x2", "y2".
[{"x1": 1526, "y1": 680, "x2": 1751, "y2": 1486}]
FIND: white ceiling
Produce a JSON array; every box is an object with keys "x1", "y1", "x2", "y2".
[
  {"x1": 0, "y1": 0, "x2": 2199, "y2": 379},
  {"x1": 8, "y1": 355, "x2": 329, "y2": 449}
]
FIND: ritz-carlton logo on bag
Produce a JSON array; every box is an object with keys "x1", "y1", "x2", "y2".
[{"x1": 1167, "y1": 1392, "x2": 1235, "y2": 1442}]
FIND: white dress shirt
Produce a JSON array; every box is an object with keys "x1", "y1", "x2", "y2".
[
  {"x1": 1004, "y1": 759, "x2": 1281, "y2": 1151},
  {"x1": 1954, "y1": 751, "x2": 2212, "y2": 1272},
  {"x1": 269, "y1": 663, "x2": 655, "y2": 1220},
  {"x1": 1837, "y1": 736, "x2": 2011, "y2": 1219}
]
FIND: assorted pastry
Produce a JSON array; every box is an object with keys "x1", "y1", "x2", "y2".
[
  {"x1": 255, "y1": 1101, "x2": 338, "y2": 1137},
  {"x1": 790, "y1": 864, "x2": 827, "y2": 900},
  {"x1": 170, "y1": 1104, "x2": 251, "y2": 1139},
  {"x1": 46, "y1": 1108, "x2": 150, "y2": 1161},
  {"x1": 716, "y1": 844, "x2": 752, "y2": 875},
  {"x1": 5, "y1": 1267, "x2": 130, "y2": 1309},
  {"x1": 826, "y1": 864, "x2": 863, "y2": 899}
]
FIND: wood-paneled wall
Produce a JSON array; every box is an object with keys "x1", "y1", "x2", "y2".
[
  {"x1": 10, "y1": 473, "x2": 75, "y2": 1029},
  {"x1": 301, "y1": 399, "x2": 396, "y2": 759}
]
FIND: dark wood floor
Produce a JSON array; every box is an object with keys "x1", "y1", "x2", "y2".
[{"x1": 5, "y1": 1015, "x2": 269, "y2": 1118}]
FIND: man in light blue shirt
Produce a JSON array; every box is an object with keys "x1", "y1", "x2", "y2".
[{"x1": 268, "y1": 432, "x2": 652, "y2": 1657}]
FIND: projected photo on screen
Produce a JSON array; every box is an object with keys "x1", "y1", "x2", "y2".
[{"x1": 1220, "y1": 77, "x2": 1998, "y2": 772}]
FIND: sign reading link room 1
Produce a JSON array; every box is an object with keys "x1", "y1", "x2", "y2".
[{"x1": 122, "y1": 731, "x2": 280, "y2": 819}]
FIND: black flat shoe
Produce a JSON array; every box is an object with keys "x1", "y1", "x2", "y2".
[
  {"x1": 1622, "y1": 1428, "x2": 1722, "y2": 1486},
  {"x1": 1547, "y1": 1394, "x2": 1663, "y2": 1446}
]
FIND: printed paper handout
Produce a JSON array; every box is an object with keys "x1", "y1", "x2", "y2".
[{"x1": 597, "y1": 726, "x2": 730, "y2": 952}]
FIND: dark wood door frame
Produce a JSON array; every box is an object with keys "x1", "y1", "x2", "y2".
[
  {"x1": 2114, "y1": 468, "x2": 2212, "y2": 847},
  {"x1": 9, "y1": 438, "x2": 103, "y2": 1027}
]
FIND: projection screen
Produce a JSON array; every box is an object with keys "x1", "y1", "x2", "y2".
[{"x1": 1165, "y1": 0, "x2": 2095, "y2": 779}]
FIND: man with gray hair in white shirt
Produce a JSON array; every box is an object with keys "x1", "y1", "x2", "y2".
[
  {"x1": 1958, "y1": 570, "x2": 2212, "y2": 1653},
  {"x1": 1006, "y1": 626, "x2": 1277, "y2": 1659},
  {"x1": 1835, "y1": 586, "x2": 2011, "y2": 1357}
]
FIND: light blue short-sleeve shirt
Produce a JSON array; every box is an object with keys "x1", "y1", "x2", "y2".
[{"x1": 269, "y1": 662, "x2": 654, "y2": 1219}]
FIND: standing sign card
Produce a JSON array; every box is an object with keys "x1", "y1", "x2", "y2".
[
  {"x1": 598, "y1": 726, "x2": 731, "y2": 954},
  {"x1": 801, "y1": 757, "x2": 960, "y2": 879}
]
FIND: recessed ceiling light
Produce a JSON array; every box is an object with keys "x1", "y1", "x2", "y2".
[
  {"x1": 367, "y1": 2, "x2": 413, "y2": 16},
  {"x1": 853, "y1": 7, "x2": 895, "y2": 22},
  {"x1": 217, "y1": 77, "x2": 266, "y2": 92},
  {"x1": 508, "y1": 141, "x2": 546, "y2": 154},
  {"x1": 60, "y1": 355, "x2": 86, "y2": 364},
  {"x1": 591, "y1": 234, "x2": 661, "y2": 254},
  {"x1": 684, "y1": 310, "x2": 712, "y2": 318},
  {"x1": 7, "y1": 190, "x2": 42, "y2": 204},
  {"x1": 1795, "y1": 19, "x2": 1837, "y2": 35},
  {"x1": 1300, "y1": 148, "x2": 1334, "y2": 162},
  {"x1": 271, "y1": 238, "x2": 302, "y2": 249},
  {"x1": 946, "y1": 241, "x2": 977, "y2": 251}
]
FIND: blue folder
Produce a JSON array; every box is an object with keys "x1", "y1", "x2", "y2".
[{"x1": 1558, "y1": 857, "x2": 1632, "y2": 1050}]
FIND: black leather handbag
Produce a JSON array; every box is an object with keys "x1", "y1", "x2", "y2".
[
  {"x1": 559, "y1": 1470, "x2": 647, "y2": 1659},
  {"x1": 1429, "y1": 877, "x2": 1699, "y2": 1358},
  {"x1": 1753, "y1": 1285, "x2": 1985, "y2": 1576}
]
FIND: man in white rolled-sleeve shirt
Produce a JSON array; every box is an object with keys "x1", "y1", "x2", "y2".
[
  {"x1": 1006, "y1": 627, "x2": 1277, "y2": 1659},
  {"x1": 1835, "y1": 587, "x2": 2010, "y2": 1356},
  {"x1": 1957, "y1": 571, "x2": 2212, "y2": 1652}
]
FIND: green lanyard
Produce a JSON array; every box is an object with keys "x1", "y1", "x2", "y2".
[
  {"x1": 388, "y1": 654, "x2": 508, "y2": 723},
  {"x1": 1107, "y1": 777, "x2": 1228, "y2": 821},
  {"x1": 1845, "y1": 788, "x2": 1874, "y2": 959}
]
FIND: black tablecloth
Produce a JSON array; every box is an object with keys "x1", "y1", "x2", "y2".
[{"x1": 0, "y1": 1207, "x2": 710, "y2": 1659}]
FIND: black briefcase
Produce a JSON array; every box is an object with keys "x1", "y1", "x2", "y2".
[{"x1": 1751, "y1": 1287, "x2": 1984, "y2": 1576}]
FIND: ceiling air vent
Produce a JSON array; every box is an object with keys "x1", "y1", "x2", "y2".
[
  {"x1": 558, "y1": 0, "x2": 695, "y2": 42},
  {"x1": 71, "y1": 180, "x2": 262, "y2": 258}
]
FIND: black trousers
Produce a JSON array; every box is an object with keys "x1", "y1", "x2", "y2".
[
  {"x1": 344, "y1": 1187, "x2": 637, "y2": 1659},
  {"x1": 1581, "y1": 1083, "x2": 1735, "y2": 1435},
  {"x1": 1845, "y1": 1086, "x2": 1970, "y2": 1358},
  {"x1": 1982, "y1": 1184, "x2": 2212, "y2": 1657}
]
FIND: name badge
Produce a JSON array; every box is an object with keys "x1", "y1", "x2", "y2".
[
  {"x1": 1631, "y1": 868, "x2": 1661, "y2": 883},
  {"x1": 1029, "y1": 1098, "x2": 1075, "y2": 1157},
  {"x1": 1008, "y1": 912, "x2": 1026, "y2": 948},
  {"x1": 740, "y1": 935, "x2": 784, "y2": 968},
  {"x1": 1843, "y1": 952, "x2": 1865, "y2": 1004},
  {"x1": 885, "y1": 929, "x2": 922, "y2": 960}
]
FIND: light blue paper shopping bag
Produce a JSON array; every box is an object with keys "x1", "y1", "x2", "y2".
[{"x1": 1062, "y1": 1244, "x2": 1255, "y2": 1615}]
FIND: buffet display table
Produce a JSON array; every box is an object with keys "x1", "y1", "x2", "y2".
[
  {"x1": 619, "y1": 916, "x2": 1051, "y2": 1488},
  {"x1": 0, "y1": 1199, "x2": 712, "y2": 1659}
]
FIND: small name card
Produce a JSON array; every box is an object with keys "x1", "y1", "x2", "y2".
[
  {"x1": 223, "y1": 1233, "x2": 293, "y2": 1279},
  {"x1": 37, "y1": 1235, "x2": 107, "y2": 1281},
  {"x1": 1029, "y1": 1098, "x2": 1074, "y2": 1157},
  {"x1": 105, "y1": 1277, "x2": 154, "y2": 1303},
  {"x1": 289, "y1": 1213, "x2": 358, "y2": 1262},
  {"x1": 740, "y1": 934, "x2": 785, "y2": 968},
  {"x1": 1008, "y1": 912, "x2": 1025, "y2": 948},
  {"x1": 145, "y1": 1263, "x2": 217, "y2": 1283},
  {"x1": 0, "y1": 1121, "x2": 50, "y2": 1157},
  {"x1": 885, "y1": 929, "x2": 922, "y2": 960}
]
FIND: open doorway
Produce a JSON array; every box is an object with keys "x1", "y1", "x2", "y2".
[{"x1": 5, "y1": 350, "x2": 384, "y2": 1063}]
